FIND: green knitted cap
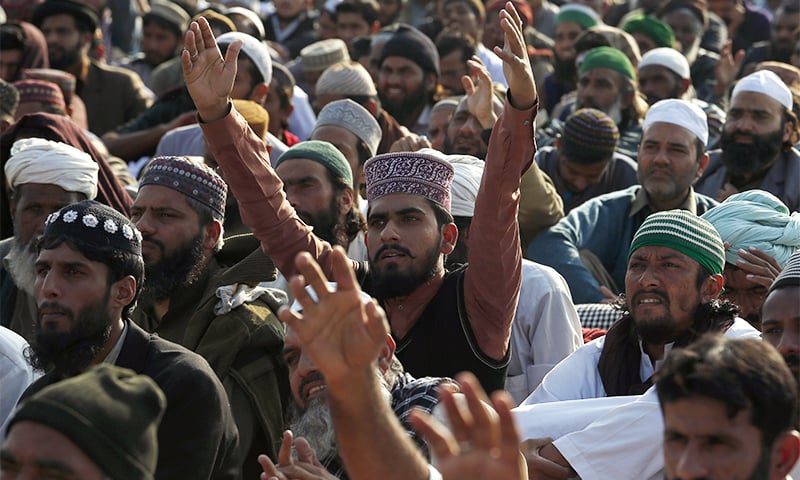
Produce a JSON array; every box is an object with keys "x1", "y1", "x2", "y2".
[
  {"x1": 622, "y1": 15, "x2": 675, "y2": 49},
  {"x1": 556, "y1": 4, "x2": 599, "y2": 29},
  {"x1": 275, "y1": 140, "x2": 354, "y2": 188},
  {"x1": 628, "y1": 210, "x2": 725, "y2": 275},
  {"x1": 8, "y1": 365, "x2": 166, "y2": 480},
  {"x1": 579, "y1": 46, "x2": 636, "y2": 80}
]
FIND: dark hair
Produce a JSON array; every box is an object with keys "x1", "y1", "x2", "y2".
[
  {"x1": 352, "y1": 36, "x2": 373, "y2": 59},
  {"x1": 655, "y1": 334, "x2": 799, "y2": 447},
  {"x1": 0, "y1": 23, "x2": 25, "y2": 51},
  {"x1": 37, "y1": 235, "x2": 144, "y2": 320},
  {"x1": 327, "y1": 169, "x2": 367, "y2": 246},
  {"x1": 335, "y1": 0, "x2": 380, "y2": 25},
  {"x1": 142, "y1": 13, "x2": 183, "y2": 38},
  {"x1": 435, "y1": 31, "x2": 477, "y2": 62},
  {"x1": 783, "y1": 108, "x2": 800, "y2": 150},
  {"x1": 426, "y1": 198, "x2": 454, "y2": 228},
  {"x1": 573, "y1": 30, "x2": 612, "y2": 57}
]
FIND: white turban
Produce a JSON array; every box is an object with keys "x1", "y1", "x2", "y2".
[
  {"x1": 701, "y1": 190, "x2": 800, "y2": 267},
  {"x1": 638, "y1": 47, "x2": 690, "y2": 79},
  {"x1": 732, "y1": 70, "x2": 793, "y2": 110},
  {"x1": 5, "y1": 137, "x2": 99, "y2": 200},
  {"x1": 643, "y1": 98, "x2": 708, "y2": 146},
  {"x1": 425, "y1": 148, "x2": 485, "y2": 218}
]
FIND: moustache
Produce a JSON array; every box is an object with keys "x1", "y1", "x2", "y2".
[
  {"x1": 630, "y1": 290, "x2": 669, "y2": 306},
  {"x1": 37, "y1": 301, "x2": 74, "y2": 326},
  {"x1": 375, "y1": 243, "x2": 415, "y2": 259},
  {"x1": 298, "y1": 371, "x2": 326, "y2": 398}
]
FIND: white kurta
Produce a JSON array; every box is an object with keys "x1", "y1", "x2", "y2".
[{"x1": 505, "y1": 259, "x2": 583, "y2": 405}]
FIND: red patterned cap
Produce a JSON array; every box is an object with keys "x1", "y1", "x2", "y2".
[{"x1": 364, "y1": 151, "x2": 455, "y2": 211}]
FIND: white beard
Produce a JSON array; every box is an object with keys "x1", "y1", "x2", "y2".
[
  {"x1": 6, "y1": 240, "x2": 38, "y2": 296},
  {"x1": 607, "y1": 97, "x2": 624, "y2": 125}
]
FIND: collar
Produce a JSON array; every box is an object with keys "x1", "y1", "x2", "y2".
[
  {"x1": 629, "y1": 186, "x2": 697, "y2": 217},
  {"x1": 103, "y1": 320, "x2": 128, "y2": 365}
]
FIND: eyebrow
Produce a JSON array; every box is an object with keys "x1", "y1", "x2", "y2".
[{"x1": 283, "y1": 176, "x2": 319, "y2": 186}]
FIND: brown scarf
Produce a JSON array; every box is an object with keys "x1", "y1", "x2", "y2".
[{"x1": 597, "y1": 303, "x2": 737, "y2": 396}]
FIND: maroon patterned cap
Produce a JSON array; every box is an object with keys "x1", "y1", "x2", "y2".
[
  {"x1": 364, "y1": 151, "x2": 455, "y2": 211},
  {"x1": 139, "y1": 156, "x2": 228, "y2": 218}
]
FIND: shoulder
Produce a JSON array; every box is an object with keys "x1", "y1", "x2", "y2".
[{"x1": 90, "y1": 60, "x2": 145, "y2": 86}]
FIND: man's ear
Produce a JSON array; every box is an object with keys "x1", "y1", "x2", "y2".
[
  {"x1": 110, "y1": 275, "x2": 137, "y2": 308},
  {"x1": 250, "y1": 83, "x2": 269, "y2": 105},
  {"x1": 338, "y1": 187, "x2": 354, "y2": 217},
  {"x1": 364, "y1": 99, "x2": 378, "y2": 116},
  {"x1": 424, "y1": 71, "x2": 438, "y2": 93},
  {"x1": 680, "y1": 78, "x2": 691, "y2": 96},
  {"x1": 202, "y1": 220, "x2": 223, "y2": 251},
  {"x1": 377, "y1": 334, "x2": 396, "y2": 372},
  {"x1": 701, "y1": 273, "x2": 724, "y2": 302},
  {"x1": 769, "y1": 430, "x2": 800, "y2": 479},
  {"x1": 695, "y1": 152, "x2": 710, "y2": 179},
  {"x1": 440, "y1": 223, "x2": 458, "y2": 255}
]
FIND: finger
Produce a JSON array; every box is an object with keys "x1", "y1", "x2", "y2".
[
  {"x1": 741, "y1": 247, "x2": 782, "y2": 270},
  {"x1": 223, "y1": 37, "x2": 243, "y2": 67},
  {"x1": 257, "y1": 454, "x2": 285, "y2": 479},
  {"x1": 440, "y1": 384, "x2": 473, "y2": 442},
  {"x1": 365, "y1": 300, "x2": 391, "y2": 340},
  {"x1": 294, "y1": 251, "x2": 333, "y2": 304},
  {"x1": 197, "y1": 16, "x2": 217, "y2": 51},
  {"x1": 330, "y1": 245, "x2": 359, "y2": 293},
  {"x1": 278, "y1": 304, "x2": 303, "y2": 325},
  {"x1": 462, "y1": 74, "x2": 476, "y2": 95},
  {"x1": 294, "y1": 437, "x2": 319, "y2": 465},
  {"x1": 278, "y1": 430, "x2": 295, "y2": 466},
  {"x1": 458, "y1": 372, "x2": 499, "y2": 450},
  {"x1": 409, "y1": 408, "x2": 459, "y2": 459},
  {"x1": 491, "y1": 390, "x2": 522, "y2": 453}
]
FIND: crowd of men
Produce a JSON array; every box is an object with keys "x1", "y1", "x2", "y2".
[{"x1": 0, "y1": 0, "x2": 799, "y2": 478}]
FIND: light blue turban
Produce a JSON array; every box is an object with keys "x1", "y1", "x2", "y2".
[{"x1": 701, "y1": 190, "x2": 800, "y2": 267}]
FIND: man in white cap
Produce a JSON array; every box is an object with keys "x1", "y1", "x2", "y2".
[
  {"x1": 637, "y1": 46, "x2": 726, "y2": 147},
  {"x1": 443, "y1": 152, "x2": 582, "y2": 404},
  {"x1": 529, "y1": 98, "x2": 718, "y2": 304},
  {"x1": 696, "y1": 69, "x2": 800, "y2": 211},
  {"x1": 310, "y1": 98, "x2": 382, "y2": 199},
  {"x1": 0, "y1": 138, "x2": 98, "y2": 342}
]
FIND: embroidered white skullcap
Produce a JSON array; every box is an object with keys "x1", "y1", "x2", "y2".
[
  {"x1": 217, "y1": 32, "x2": 273, "y2": 84},
  {"x1": 638, "y1": 47, "x2": 690, "y2": 79},
  {"x1": 732, "y1": 70, "x2": 792, "y2": 110},
  {"x1": 643, "y1": 98, "x2": 708, "y2": 146},
  {"x1": 314, "y1": 99, "x2": 382, "y2": 157},
  {"x1": 315, "y1": 61, "x2": 377, "y2": 97},
  {"x1": 5, "y1": 138, "x2": 98, "y2": 199},
  {"x1": 419, "y1": 148, "x2": 484, "y2": 218},
  {"x1": 290, "y1": 281, "x2": 373, "y2": 312}
]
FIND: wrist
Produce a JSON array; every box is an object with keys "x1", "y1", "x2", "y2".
[{"x1": 197, "y1": 100, "x2": 232, "y2": 123}]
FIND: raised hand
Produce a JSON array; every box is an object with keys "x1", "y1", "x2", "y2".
[
  {"x1": 410, "y1": 372, "x2": 528, "y2": 480},
  {"x1": 182, "y1": 17, "x2": 242, "y2": 122},
  {"x1": 258, "y1": 431, "x2": 337, "y2": 480},
  {"x1": 493, "y1": 1, "x2": 536, "y2": 109},
  {"x1": 462, "y1": 56, "x2": 499, "y2": 129},
  {"x1": 278, "y1": 248, "x2": 389, "y2": 387}
]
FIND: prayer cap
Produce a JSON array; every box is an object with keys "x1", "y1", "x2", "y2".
[
  {"x1": 768, "y1": 250, "x2": 800, "y2": 294},
  {"x1": 146, "y1": 0, "x2": 190, "y2": 33},
  {"x1": 314, "y1": 99, "x2": 382, "y2": 157},
  {"x1": 6, "y1": 138, "x2": 98, "y2": 200},
  {"x1": 629, "y1": 210, "x2": 725, "y2": 275},
  {"x1": 22, "y1": 68, "x2": 77, "y2": 104},
  {"x1": 233, "y1": 99, "x2": 269, "y2": 140},
  {"x1": 365, "y1": 150, "x2": 455, "y2": 211},
  {"x1": 0, "y1": 79, "x2": 18, "y2": 121},
  {"x1": 301, "y1": 39, "x2": 350, "y2": 73},
  {"x1": 226, "y1": 6, "x2": 265, "y2": 40},
  {"x1": 732, "y1": 70, "x2": 793, "y2": 110},
  {"x1": 275, "y1": 140, "x2": 354, "y2": 187},
  {"x1": 579, "y1": 46, "x2": 636, "y2": 80},
  {"x1": 43, "y1": 200, "x2": 142, "y2": 255},
  {"x1": 556, "y1": 4, "x2": 600, "y2": 29},
  {"x1": 218, "y1": 32, "x2": 273, "y2": 84},
  {"x1": 139, "y1": 156, "x2": 228, "y2": 218},
  {"x1": 643, "y1": 98, "x2": 708, "y2": 146},
  {"x1": 638, "y1": 47, "x2": 690, "y2": 79},
  {"x1": 438, "y1": 150, "x2": 484, "y2": 217},
  {"x1": 622, "y1": 15, "x2": 675, "y2": 48},
  {"x1": 432, "y1": 96, "x2": 461, "y2": 113},
  {"x1": 701, "y1": 190, "x2": 800, "y2": 267},
  {"x1": 561, "y1": 108, "x2": 620, "y2": 163},
  {"x1": 32, "y1": 0, "x2": 100, "y2": 32},
  {"x1": 13, "y1": 79, "x2": 66, "y2": 111},
  {"x1": 7, "y1": 365, "x2": 165, "y2": 480},
  {"x1": 380, "y1": 24, "x2": 440, "y2": 76},
  {"x1": 315, "y1": 62, "x2": 377, "y2": 97}
]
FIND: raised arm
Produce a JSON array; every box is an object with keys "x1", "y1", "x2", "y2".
[
  {"x1": 184, "y1": 18, "x2": 346, "y2": 278},
  {"x1": 464, "y1": 2, "x2": 537, "y2": 361}
]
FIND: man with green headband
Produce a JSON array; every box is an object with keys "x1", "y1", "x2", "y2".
[{"x1": 518, "y1": 209, "x2": 759, "y2": 479}]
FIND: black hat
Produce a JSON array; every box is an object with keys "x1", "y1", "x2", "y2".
[
  {"x1": 380, "y1": 24, "x2": 440, "y2": 77},
  {"x1": 43, "y1": 200, "x2": 141, "y2": 256},
  {"x1": 32, "y1": 0, "x2": 100, "y2": 33}
]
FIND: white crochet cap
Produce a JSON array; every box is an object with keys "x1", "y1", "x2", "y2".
[
  {"x1": 643, "y1": 98, "x2": 708, "y2": 146},
  {"x1": 638, "y1": 47, "x2": 690, "y2": 79},
  {"x1": 314, "y1": 99, "x2": 382, "y2": 157},
  {"x1": 732, "y1": 70, "x2": 793, "y2": 110},
  {"x1": 315, "y1": 61, "x2": 377, "y2": 97},
  {"x1": 217, "y1": 32, "x2": 273, "y2": 84}
]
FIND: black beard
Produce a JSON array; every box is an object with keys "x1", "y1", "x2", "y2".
[
  {"x1": 140, "y1": 232, "x2": 206, "y2": 303},
  {"x1": 49, "y1": 47, "x2": 82, "y2": 70},
  {"x1": 298, "y1": 202, "x2": 342, "y2": 246},
  {"x1": 379, "y1": 81, "x2": 430, "y2": 126},
  {"x1": 27, "y1": 290, "x2": 113, "y2": 376},
  {"x1": 369, "y1": 242, "x2": 441, "y2": 299},
  {"x1": 719, "y1": 127, "x2": 784, "y2": 178},
  {"x1": 554, "y1": 56, "x2": 577, "y2": 83}
]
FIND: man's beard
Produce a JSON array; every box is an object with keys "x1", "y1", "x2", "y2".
[
  {"x1": 49, "y1": 46, "x2": 82, "y2": 70},
  {"x1": 140, "y1": 231, "x2": 206, "y2": 303},
  {"x1": 369, "y1": 241, "x2": 442, "y2": 299},
  {"x1": 719, "y1": 127, "x2": 784, "y2": 177},
  {"x1": 298, "y1": 202, "x2": 341, "y2": 246},
  {"x1": 379, "y1": 81, "x2": 430, "y2": 125},
  {"x1": 27, "y1": 290, "x2": 113, "y2": 376},
  {"x1": 554, "y1": 56, "x2": 577, "y2": 81},
  {"x1": 443, "y1": 131, "x2": 488, "y2": 159},
  {"x1": 629, "y1": 290, "x2": 699, "y2": 345},
  {"x1": 5, "y1": 239, "x2": 38, "y2": 296}
]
